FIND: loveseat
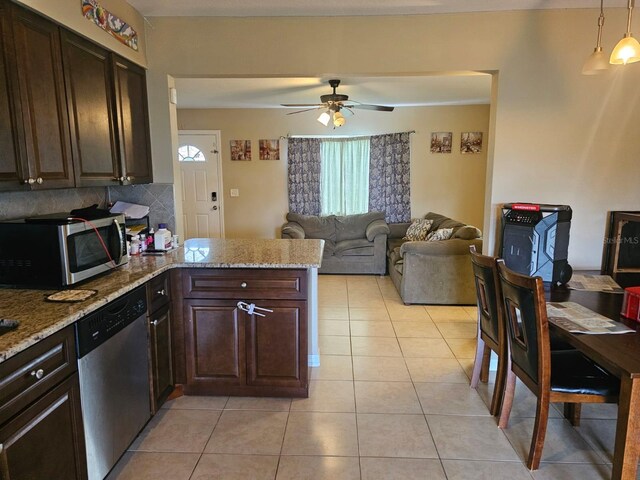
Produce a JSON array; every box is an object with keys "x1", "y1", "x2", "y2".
[
  {"x1": 281, "y1": 212, "x2": 389, "y2": 274},
  {"x1": 387, "y1": 212, "x2": 482, "y2": 305}
]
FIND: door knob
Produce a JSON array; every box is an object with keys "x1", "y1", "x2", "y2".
[{"x1": 212, "y1": 206, "x2": 218, "y2": 210}]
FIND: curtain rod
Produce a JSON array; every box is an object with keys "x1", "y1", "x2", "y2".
[{"x1": 281, "y1": 130, "x2": 416, "y2": 140}]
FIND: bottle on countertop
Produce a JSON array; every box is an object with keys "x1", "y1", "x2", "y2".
[
  {"x1": 154, "y1": 224, "x2": 172, "y2": 251},
  {"x1": 139, "y1": 234, "x2": 147, "y2": 252},
  {"x1": 130, "y1": 235, "x2": 141, "y2": 255},
  {"x1": 146, "y1": 228, "x2": 154, "y2": 249}
]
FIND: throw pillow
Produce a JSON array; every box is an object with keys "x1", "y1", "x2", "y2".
[
  {"x1": 403, "y1": 219, "x2": 433, "y2": 241},
  {"x1": 427, "y1": 227, "x2": 454, "y2": 242}
]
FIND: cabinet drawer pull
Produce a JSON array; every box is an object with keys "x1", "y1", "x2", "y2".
[
  {"x1": 240, "y1": 282, "x2": 247, "y2": 288},
  {"x1": 156, "y1": 289, "x2": 166, "y2": 296},
  {"x1": 30, "y1": 369, "x2": 44, "y2": 380},
  {"x1": 24, "y1": 177, "x2": 35, "y2": 185},
  {"x1": 126, "y1": 176, "x2": 132, "y2": 181}
]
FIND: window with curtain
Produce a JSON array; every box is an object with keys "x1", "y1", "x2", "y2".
[
  {"x1": 320, "y1": 137, "x2": 370, "y2": 216},
  {"x1": 287, "y1": 132, "x2": 411, "y2": 220}
]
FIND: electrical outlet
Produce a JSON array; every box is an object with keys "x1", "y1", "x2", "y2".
[{"x1": 230, "y1": 189, "x2": 239, "y2": 197}]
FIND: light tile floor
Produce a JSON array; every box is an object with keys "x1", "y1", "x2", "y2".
[{"x1": 108, "y1": 275, "x2": 626, "y2": 479}]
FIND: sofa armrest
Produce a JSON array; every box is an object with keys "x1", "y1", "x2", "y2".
[
  {"x1": 366, "y1": 219, "x2": 390, "y2": 241},
  {"x1": 388, "y1": 222, "x2": 411, "y2": 239},
  {"x1": 400, "y1": 238, "x2": 482, "y2": 257},
  {"x1": 281, "y1": 222, "x2": 305, "y2": 239}
]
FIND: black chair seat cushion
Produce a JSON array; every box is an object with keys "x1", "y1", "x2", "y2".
[{"x1": 550, "y1": 350, "x2": 620, "y2": 396}]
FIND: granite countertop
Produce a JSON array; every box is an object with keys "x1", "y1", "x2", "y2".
[{"x1": 0, "y1": 238, "x2": 324, "y2": 364}]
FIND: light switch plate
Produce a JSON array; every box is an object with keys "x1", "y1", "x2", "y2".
[{"x1": 230, "y1": 189, "x2": 239, "y2": 197}]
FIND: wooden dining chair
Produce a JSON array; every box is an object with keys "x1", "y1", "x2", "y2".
[
  {"x1": 469, "y1": 245, "x2": 508, "y2": 416},
  {"x1": 496, "y1": 261, "x2": 620, "y2": 470}
]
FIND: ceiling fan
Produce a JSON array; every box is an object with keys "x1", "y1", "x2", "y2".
[{"x1": 281, "y1": 79, "x2": 395, "y2": 127}]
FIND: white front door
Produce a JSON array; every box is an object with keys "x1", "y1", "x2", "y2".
[{"x1": 178, "y1": 131, "x2": 223, "y2": 239}]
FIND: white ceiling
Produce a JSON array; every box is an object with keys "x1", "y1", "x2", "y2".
[
  {"x1": 127, "y1": 0, "x2": 625, "y2": 17},
  {"x1": 174, "y1": 75, "x2": 492, "y2": 109},
  {"x1": 147, "y1": 1, "x2": 612, "y2": 109}
]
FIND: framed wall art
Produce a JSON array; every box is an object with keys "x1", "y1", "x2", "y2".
[
  {"x1": 259, "y1": 139, "x2": 280, "y2": 160},
  {"x1": 461, "y1": 132, "x2": 483, "y2": 154},
  {"x1": 430, "y1": 132, "x2": 452, "y2": 154},
  {"x1": 230, "y1": 140, "x2": 252, "y2": 161}
]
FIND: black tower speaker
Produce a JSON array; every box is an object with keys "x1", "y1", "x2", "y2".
[{"x1": 501, "y1": 203, "x2": 573, "y2": 285}]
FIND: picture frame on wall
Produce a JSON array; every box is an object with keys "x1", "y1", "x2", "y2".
[
  {"x1": 230, "y1": 140, "x2": 252, "y2": 160},
  {"x1": 430, "y1": 132, "x2": 452, "y2": 153},
  {"x1": 259, "y1": 139, "x2": 280, "y2": 160},
  {"x1": 461, "y1": 132, "x2": 483, "y2": 154}
]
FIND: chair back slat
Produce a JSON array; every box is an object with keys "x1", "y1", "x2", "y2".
[{"x1": 469, "y1": 245, "x2": 501, "y2": 345}]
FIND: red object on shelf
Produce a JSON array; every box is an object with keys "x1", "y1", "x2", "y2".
[{"x1": 621, "y1": 286, "x2": 640, "y2": 321}]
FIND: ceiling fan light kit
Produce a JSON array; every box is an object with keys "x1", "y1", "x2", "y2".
[
  {"x1": 584, "y1": 0, "x2": 640, "y2": 73},
  {"x1": 283, "y1": 79, "x2": 395, "y2": 127}
]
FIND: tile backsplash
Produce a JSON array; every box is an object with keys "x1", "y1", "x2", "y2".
[
  {"x1": 108, "y1": 183, "x2": 176, "y2": 234},
  {"x1": 0, "y1": 187, "x2": 107, "y2": 221},
  {"x1": 0, "y1": 184, "x2": 176, "y2": 234}
]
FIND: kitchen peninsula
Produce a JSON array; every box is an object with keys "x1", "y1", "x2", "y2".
[{"x1": 0, "y1": 238, "x2": 324, "y2": 385}]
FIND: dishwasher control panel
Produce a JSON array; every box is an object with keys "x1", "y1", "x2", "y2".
[{"x1": 75, "y1": 285, "x2": 147, "y2": 358}]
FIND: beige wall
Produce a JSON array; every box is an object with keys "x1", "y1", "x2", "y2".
[
  {"x1": 177, "y1": 105, "x2": 489, "y2": 239},
  {"x1": 144, "y1": 9, "x2": 640, "y2": 268},
  {"x1": 16, "y1": 0, "x2": 146, "y2": 66}
]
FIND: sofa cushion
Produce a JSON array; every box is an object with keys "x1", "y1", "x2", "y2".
[
  {"x1": 404, "y1": 218, "x2": 433, "y2": 241},
  {"x1": 335, "y1": 212, "x2": 385, "y2": 242},
  {"x1": 427, "y1": 227, "x2": 454, "y2": 242},
  {"x1": 322, "y1": 239, "x2": 336, "y2": 257},
  {"x1": 424, "y1": 212, "x2": 466, "y2": 231},
  {"x1": 287, "y1": 213, "x2": 336, "y2": 241},
  {"x1": 452, "y1": 225, "x2": 482, "y2": 240},
  {"x1": 387, "y1": 238, "x2": 406, "y2": 255},
  {"x1": 334, "y1": 239, "x2": 374, "y2": 256},
  {"x1": 389, "y1": 246, "x2": 402, "y2": 265}
]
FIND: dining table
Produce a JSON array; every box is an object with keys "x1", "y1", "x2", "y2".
[{"x1": 548, "y1": 282, "x2": 640, "y2": 480}]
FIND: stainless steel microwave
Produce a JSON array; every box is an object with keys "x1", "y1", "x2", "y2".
[{"x1": 0, "y1": 213, "x2": 129, "y2": 288}]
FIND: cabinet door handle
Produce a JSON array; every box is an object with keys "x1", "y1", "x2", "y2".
[
  {"x1": 36, "y1": 177, "x2": 43, "y2": 184},
  {"x1": 126, "y1": 176, "x2": 132, "y2": 181},
  {"x1": 156, "y1": 289, "x2": 166, "y2": 296},
  {"x1": 151, "y1": 320, "x2": 159, "y2": 326},
  {"x1": 240, "y1": 282, "x2": 247, "y2": 288},
  {"x1": 24, "y1": 177, "x2": 35, "y2": 185},
  {"x1": 30, "y1": 368, "x2": 44, "y2": 380}
]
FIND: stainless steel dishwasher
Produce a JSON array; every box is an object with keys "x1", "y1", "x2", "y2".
[{"x1": 75, "y1": 285, "x2": 150, "y2": 480}]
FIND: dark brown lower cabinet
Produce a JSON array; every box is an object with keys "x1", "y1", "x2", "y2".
[
  {"x1": 0, "y1": 374, "x2": 87, "y2": 480},
  {"x1": 183, "y1": 299, "x2": 307, "y2": 397},
  {"x1": 149, "y1": 303, "x2": 174, "y2": 413}
]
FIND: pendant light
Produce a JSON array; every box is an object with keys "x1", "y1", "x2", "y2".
[
  {"x1": 610, "y1": 0, "x2": 640, "y2": 65},
  {"x1": 317, "y1": 111, "x2": 331, "y2": 126},
  {"x1": 333, "y1": 111, "x2": 345, "y2": 127},
  {"x1": 583, "y1": 0, "x2": 609, "y2": 74}
]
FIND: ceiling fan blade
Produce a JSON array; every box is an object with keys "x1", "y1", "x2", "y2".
[
  {"x1": 281, "y1": 103, "x2": 324, "y2": 107},
  {"x1": 350, "y1": 104, "x2": 395, "y2": 112},
  {"x1": 286, "y1": 107, "x2": 323, "y2": 115}
]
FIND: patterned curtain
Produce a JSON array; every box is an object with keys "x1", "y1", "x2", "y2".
[
  {"x1": 287, "y1": 137, "x2": 321, "y2": 215},
  {"x1": 368, "y1": 132, "x2": 411, "y2": 222}
]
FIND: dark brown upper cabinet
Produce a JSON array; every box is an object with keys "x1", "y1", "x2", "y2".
[
  {"x1": 0, "y1": 0, "x2": 152, "y2": 191},
  {"x1": 113, "y1": 56, "x2": 153, "y2": 185},
  {"x1": 61, "y1": 31, "x2": 120, "y2": 187},
  {"x1": 10, "y1": 2, "x2": 74, "y2": 189},
  {"x1": 0, "y1": 0, "x2": 27, "y2": 191}
]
